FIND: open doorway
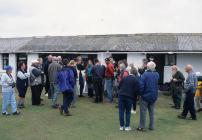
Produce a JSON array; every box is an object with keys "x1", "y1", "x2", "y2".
[
  {"x1": 112, "y1": 53, "x2": 127, "y2": 62},
  {"x1": 147, "y1": 54, "x2": 165, "y2": 84}
]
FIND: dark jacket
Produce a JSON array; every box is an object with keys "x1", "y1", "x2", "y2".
[
  {"x1": 92, "y1": 64, "x2": 105, "y2": 82},
  {"x1": 44, "y1": 60, "x2": 51, "y2": 76},
  {"x1": 171, "y1": 71, "x2": 185, "y2": 88},
  {"x1": 140, "y1": 70, "x2": 159, "y2": 103},
  {"x1": 69, "y1": 66, "x2": 78, "y2": 84},
  {"x1": 118, "y1": 75, "x2": 140, "y2": 99}
]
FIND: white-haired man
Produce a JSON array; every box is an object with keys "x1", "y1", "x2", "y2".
[
  {"x1": 137, "y1": 61, "x2": 159, "y2": 131},
  {"x1": 170, "y1": 65, "x2": 185, "y2": 109},
  {"x1": 48, "y1": 56, "x2": 62, "y2": 108}
]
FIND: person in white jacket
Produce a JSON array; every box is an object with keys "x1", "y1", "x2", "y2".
[
  {"x1": 1, "y1": 65, "x2": 20, "y2": 115},
  {"x1": 16, "y1": 62, "x2": 30, "y2": 109}
]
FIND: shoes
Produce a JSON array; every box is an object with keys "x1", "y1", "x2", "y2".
[
  {"x1": 131, "y1": 110, "x2": 136, "y2": 114},
  {"x1": 177, "y1": 115, "x2": 186, "y2": 119},
  {"x1": 12, "y1": 111, "x2": 20, "y2": 115},
  {"x1": 120, "y1": 126, "x2": 124, "y2": 131},
  {"x1": 51, "y1": 105, "x2": 58, "y2": 109},
  {"x1": 64, "y1": 112, "x2": 72, "y2": 116},
  {"x1": 187, "y1": 117, "x2": 197, "y2": 120},
  {"x1": 93, "y1": 101, "x2": 99, "y2": 104},
  {"x1": 197, "y1": 108, "x2": 202, "y2": 112},
  {"x1": 79, "y1": 95, "x2": 85, "y2": 98},
  {"x1": 149, "y1": 128, "x2": 154, "y2": 131},
  {"x1": 136, "y1": 127, "x2": 146, "y2": 132},
  {"x1": 171, "y1": 106, "x2": 176, "y2": 108},
  {"x1": 125, "y1": 127, "x2": 132, "y2": 131},
  {"x1": 2, "y1": 112, "x2": 10, "y2": 116}
]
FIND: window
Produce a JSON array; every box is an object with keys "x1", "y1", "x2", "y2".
[
  {"x1": 17, "y1": 53, "x2": 27, "y2": 65},
  {"x1": 2, "y1": 54, "x2": 9, "y2": 69},
  {"x1": 165, "y1": 54, "x2": 176, "y2": 66}
]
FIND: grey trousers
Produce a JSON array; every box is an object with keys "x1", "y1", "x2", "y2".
[
  {"x1": 139, "y1": 99, "x2": 155, "y2": 129},
  {"x1": 71, "y1": 85, "x2": 78, "y2": 106}
]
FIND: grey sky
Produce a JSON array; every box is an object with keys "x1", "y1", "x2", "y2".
[{"x1": 0, "y1": 0, "x2": 202, "y2": 37}]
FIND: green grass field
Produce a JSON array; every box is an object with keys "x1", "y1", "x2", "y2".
[{"x1": 0, "y1": 91, "x2": 201, "y2": 140}]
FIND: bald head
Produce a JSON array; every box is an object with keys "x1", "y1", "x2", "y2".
[
  {"x1": 52, "y1": 56, "x2": 58, "y2": 62},
  {"x1": 48, "y1": 55, "x2": 52, "y2": 62},
  {"x1": 185, "y1": 64, "x2": 193, "y2": 73}
]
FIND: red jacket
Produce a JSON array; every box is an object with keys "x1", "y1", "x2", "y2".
[{"x1": 105, "y1": 63, "x2": 114, "y2": 78}]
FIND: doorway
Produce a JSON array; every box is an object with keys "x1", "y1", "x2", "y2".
[{"x1": 147, "y1": 54, "x2": 165, "y2": 84}]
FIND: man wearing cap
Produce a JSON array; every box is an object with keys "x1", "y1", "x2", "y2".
[
  {"x1": 29, "y1": 60, "x2": 43, "y2": 106},
  {"x1": 105, "y1": 57, "x2": 115, "y2": 102},
  {"x1": 1, "y1": 65, "x2": 20, "y2": 115}
]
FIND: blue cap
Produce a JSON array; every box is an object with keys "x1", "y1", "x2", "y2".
[{"x1": 4, "y1": 65, "x2": 13, "y2": 71}]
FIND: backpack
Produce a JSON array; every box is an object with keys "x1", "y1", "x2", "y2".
[{"x1": 57, "y1": 68, "x2": 75, "y2": 93}]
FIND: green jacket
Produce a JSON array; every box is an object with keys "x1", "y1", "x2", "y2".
[{"x1": 171, "y1": 71, "x2": 185, "y2": 88}]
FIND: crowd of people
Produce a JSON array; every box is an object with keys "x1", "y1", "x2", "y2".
[{"x1": 1, "y1": 54, "x2": 202, "y2": 132}]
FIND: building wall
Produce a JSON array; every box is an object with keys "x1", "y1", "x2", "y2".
[
  {"x1": 27, "y1": 53, "x2": 39, "y2": 72},
  {"x1": 177, "y1": 53, "x2": 202, "y2": 78},
  {"x1": 97, "y1": 52, "x2": 111, "y2": 65},
  {"x1": 9, "y1": 54, "x2": 17, "y2": 80},
  {"x1": 127, "y1": 53, "x2": 146, "y2": 68}
]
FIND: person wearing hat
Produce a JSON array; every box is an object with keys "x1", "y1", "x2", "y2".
[
  {"x1": 1, "y1": 65, "x2": 20, "y2": 115},
  {"x1": 29, "y1": 60, "x2": 43, "y2": 106}
]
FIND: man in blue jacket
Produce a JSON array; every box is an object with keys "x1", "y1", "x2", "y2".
[{"x1": 137, "y1": 61, "x2": 159, "y2": 131}]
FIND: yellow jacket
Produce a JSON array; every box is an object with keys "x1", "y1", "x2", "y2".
[{"x1": 195, "y1": 81, "x2": 202, "y2": 97}]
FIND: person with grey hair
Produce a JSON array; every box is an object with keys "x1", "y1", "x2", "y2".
[
  {"x1": 170, "y1": 65, "x2": 185, "y2": 109},
  {"x1": 178, "y1": 65, "x2": 197, "y2": 120},
  {"x1": 118, "y1": 67, "x2": 140, "y2": 131},
  {"x1": 137, "y1": 61, "x2": 159, "y2": 131},
  {"x1": 29, "y1": 60, "x2": 43, "y2": 106},
  {"x1": 48, "y1": 56, "x2": 62, "y2": 108}
]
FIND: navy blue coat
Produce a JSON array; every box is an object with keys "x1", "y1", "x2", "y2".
[
  {"x1": 140, "y1": 70, "x2": 159, "y2": 103},
  {"x1": 118, "y1": 75, "x2": 140, "y2": 99}
]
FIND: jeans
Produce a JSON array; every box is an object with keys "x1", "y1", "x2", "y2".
[
  {"x1": 139, "y1": 99, "x2": 155, "y2": 129},
  {"x1": 181, "y1": 92, "x2": 196, "y2": 119},
  {"x1": 118, "y1": 95, "x2": 133, "y2": 127},
  {"x1": 2, "y1": 91, "x2": 17, "y2": 113},
  {"x1": 106, "y1": 79, "x2": 113, "y2": 101},
  {"x1": 50, "y1": 83, "x2": 60, "y2": 106},
  {"x1": 61, "y1": 91, "x2": 74, "y2": 113}
]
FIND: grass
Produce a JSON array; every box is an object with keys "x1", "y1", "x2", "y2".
[{"x1": 0, "y1": 90, "x2": 202, "y2": 140}]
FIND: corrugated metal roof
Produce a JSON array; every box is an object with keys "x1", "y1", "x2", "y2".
[{"x1": 0, "y1": 34, "x2": 202, "y2": 53}]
